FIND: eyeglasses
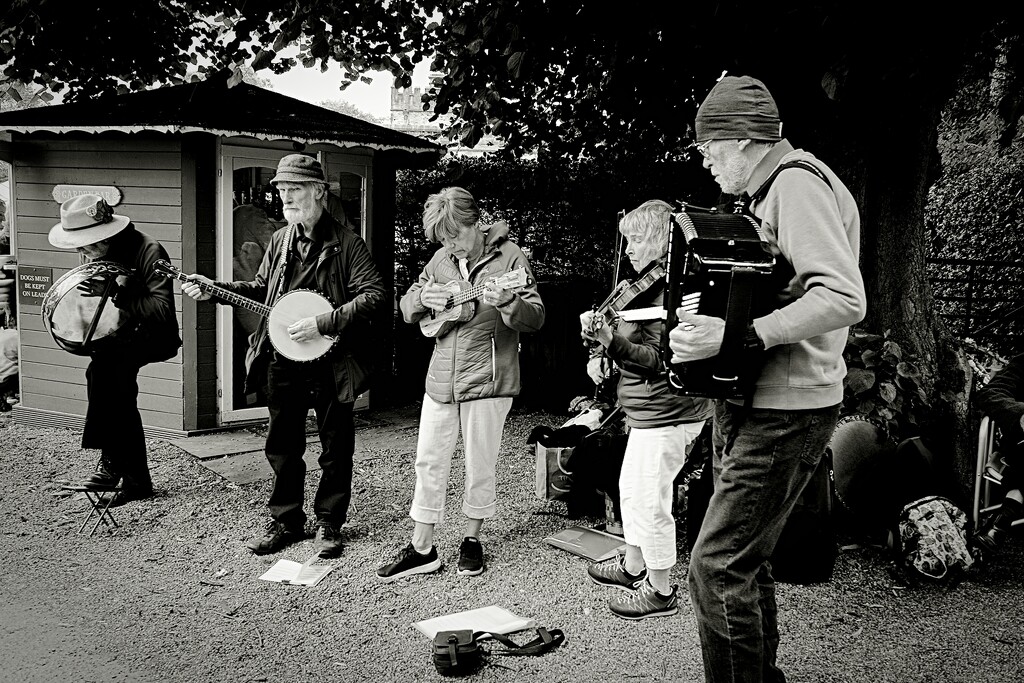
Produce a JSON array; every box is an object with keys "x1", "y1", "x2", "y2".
[{"x1": 694, "y1": 140, "x2": 712, "y2": 159}]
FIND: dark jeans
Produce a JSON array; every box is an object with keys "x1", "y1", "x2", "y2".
[
  {"x1": 83, "y1": 353, "x2": 151, "y2": 489},
  {"x1": 688, "y1": 400, "x2": 839, "y2": 683},
  {"x1": 265, "y1": 353, "x2": 355, "y2": 529}
]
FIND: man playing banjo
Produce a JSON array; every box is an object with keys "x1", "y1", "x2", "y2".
[{"x1": 182, "y1": 154, "x2": 386, "y2": 559}]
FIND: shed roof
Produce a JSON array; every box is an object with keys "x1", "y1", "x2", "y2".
[{"x1": 0, "y1": 71, "x2": 442, "y2": 157}]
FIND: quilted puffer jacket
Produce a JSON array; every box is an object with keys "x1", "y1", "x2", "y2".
[{"x1": 400, "y1": 222, "x2": 545, "y2": 404}]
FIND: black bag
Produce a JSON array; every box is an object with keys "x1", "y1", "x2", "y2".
[
  {"x1": 432, "y1": 630, "x2": 484, "y2": 677},
  {"x1": 770, "y1": 450, "x2": 838, "y2": 585},
  {"x1": 431, "y1": 627, "x2": 566, "y2": 676},
  {"x1": 686, "y1": 445, "x2": 838, "y2": 584}
]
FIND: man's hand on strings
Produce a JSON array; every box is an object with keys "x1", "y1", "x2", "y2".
[
  {"x1": 669, "y1": 309, "x2": 725, "y2": 363},
  {"x1": 287, "y1": 316, "x2": 322, "y2": 342},
  {"x1": 181, "y1": 274, "x2": 213, "y2": 301}
]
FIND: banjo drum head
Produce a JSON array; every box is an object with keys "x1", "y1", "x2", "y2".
[{"x1": 266, "y1": 289, "x2": 335, "y2": 362}]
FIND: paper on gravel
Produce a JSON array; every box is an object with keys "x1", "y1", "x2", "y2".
[
  {"x1": 259, "y1": 553, "x2": 334, "y2": 587},
  {"x1": 413, "y1": 606, "x2": 536, "y2": 638}
]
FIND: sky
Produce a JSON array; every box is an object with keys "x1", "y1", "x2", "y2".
[{"x1": 263, "y1": 60, "x2": 432, "y2": 119}]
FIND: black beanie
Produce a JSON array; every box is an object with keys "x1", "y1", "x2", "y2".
[{"x1": 694, "y1": 75, "x2": 783, "y2": 143}]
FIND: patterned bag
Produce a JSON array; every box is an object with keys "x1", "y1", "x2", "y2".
[{"x1": 897, "y1": 496, "x2": 974, "y2": 581}]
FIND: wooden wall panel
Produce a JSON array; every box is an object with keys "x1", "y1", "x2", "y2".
[{"x1": 13, "y1": 134, "x2": 186, "y2": 431}]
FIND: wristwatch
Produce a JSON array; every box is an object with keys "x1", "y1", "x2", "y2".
[{"x1": 744, "y1": 324, "x2": 765, "y2": 352}]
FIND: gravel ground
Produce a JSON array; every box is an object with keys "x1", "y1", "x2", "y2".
[{"x1": 1, "y1": 403, "x2": 1022, "y2": 683}]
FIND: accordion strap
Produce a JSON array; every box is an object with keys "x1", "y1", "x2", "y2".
[
  {"x1": 716, "y1": 266, "x2": 758, "y2": 392},
  {"x1": 749, "y1": 159, "x2": 833, "y2": 205}
]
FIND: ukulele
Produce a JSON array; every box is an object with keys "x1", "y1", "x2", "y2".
[
  {"x1": 153, "y1": 259, "x2": 336, "y2": 362},
  {"x1": 419, "y1": 267, "x2": 531, "y2": 338}
]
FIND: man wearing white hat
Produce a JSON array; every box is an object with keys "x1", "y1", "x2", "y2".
[{"x1": 49, "y1": 194, "x2": 182, "y2": 506}]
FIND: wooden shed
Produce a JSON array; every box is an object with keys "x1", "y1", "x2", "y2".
[{"x1": 0, "y1": 71, "x2": 441, "y2": 437}]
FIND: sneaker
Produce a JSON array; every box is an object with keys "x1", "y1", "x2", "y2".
[
  {"x1": 314, "y1": 521, "x2": 344, "y2": 559},
  {"x1": 376, "y1": 543, "x2": 442, "y2": 582},
  {"x1": 247, "y1": 520, "x2": 304, "y2": 556},
  {"x1": 587, "y1": 556, "x2": 647, "y2": 591},
  {"x1": 608, "y1": 580, "x2": 679, "y2": 620},
  {"x1": 457, "y1": 537, "x2": 484, "y2": 577}
]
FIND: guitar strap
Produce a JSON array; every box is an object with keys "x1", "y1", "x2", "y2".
[
  {"x1": 252, "y1": 224, "x2": 295, "y2": 366},
  {"x1": 273, "y1": 223, "x2": 295, "y2": 304}
]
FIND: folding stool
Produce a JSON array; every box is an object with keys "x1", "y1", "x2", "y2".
[{"x1": 62, "y1": 482, "x2": 119, "y2": 536}]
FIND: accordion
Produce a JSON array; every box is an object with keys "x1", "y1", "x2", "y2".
[{"x1": 661, "y1": 204, "x2": 777, "y2": 399}]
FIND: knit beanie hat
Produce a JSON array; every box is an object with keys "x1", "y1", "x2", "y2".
[{"x1": 694, "y1": 75, "x2": 783, "y2": 143}]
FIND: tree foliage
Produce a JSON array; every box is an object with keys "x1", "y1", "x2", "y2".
[
  {"x1": 4, "y1": 2, "x2": 1024, "y2": 464},
  {"x1": 5, "y1": 3, "x2": 1015, "y2": 163}
]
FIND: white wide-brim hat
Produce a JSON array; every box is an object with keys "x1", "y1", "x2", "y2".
[{"x1": 48, "y1": 193, "x2": 131, "y2": 249}]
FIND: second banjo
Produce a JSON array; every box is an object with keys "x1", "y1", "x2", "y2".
[{"x1": 154, "y1": 259, "x2": 335, "y2": 362}]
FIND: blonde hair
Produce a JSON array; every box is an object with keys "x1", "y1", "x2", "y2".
[
  {"x1": 422, "y1": 186, "x2": 480, "y2": 243},
  {"x1": 619, "y1": 199, "x2": 673, "y2": 266}
]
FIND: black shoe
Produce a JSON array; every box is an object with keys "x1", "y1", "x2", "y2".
[
  {"x1": 97, "y1": 486, "x2": 154, "y2": 508},
  {"x1": 457, "y1": 537, "x2": 484, "y2": 577},
  {"x1": 974, "y1": 513, "x2": 1011, "y2": 553},
  {"x1": 376, "y1": 543, "x2": 442, "y2": 582},
  {"x1": 82, "y1": 460, "x2": 121, "y2": 491},
  {"x1": 247, "y1": 521, "x2": 304, "y2": 555},
  {"x1": 315, "y1": 521, "x2": 344, "y2": 559}
]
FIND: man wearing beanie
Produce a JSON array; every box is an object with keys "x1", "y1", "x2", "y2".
[
  {"x1": 670, "y1": 75, "x2": 866, "y2": 682},
  {"x1": 182, "y1": 153, "x2": 387, "y2": 559}
]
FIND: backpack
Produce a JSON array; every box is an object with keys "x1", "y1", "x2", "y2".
[{"x1": 894, "y1": 495, "x2": 974, "y2": 583}]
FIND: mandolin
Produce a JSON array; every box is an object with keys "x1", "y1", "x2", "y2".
[
  {"x1": 419, "y1": 267, "x2": 531, "y2": 338},
  {"x1": 153, "y1": 259, "x2": 336, "y2": 362}
]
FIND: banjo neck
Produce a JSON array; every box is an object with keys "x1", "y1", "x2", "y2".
[
  {"x1": 154, "y1": 260, "x2": 270, "y2": 318},
  {"x1": 187, "y1": 278, "x2": 271, "y2": 319},
  {"x1": 152, "y1": 259, "x2": 335, "y2": 363}
]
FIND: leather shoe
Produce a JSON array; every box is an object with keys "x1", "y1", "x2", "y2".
[
  {"x1": 82, "y1": 470, "x2": 121, "y2": 491},
  {"x1": 97, "y1": 487, "x2": 154, "y2": 508},
  {"x1": 247, "y1": 521, "x2": 304, "y2": 555},
  {"x1": 315, "y1": 521, "x2": 344, "y2": 559}
]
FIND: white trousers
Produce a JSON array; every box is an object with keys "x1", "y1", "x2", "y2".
[
  {"x1": 410, "y1": 393, "x2": 514, "y2": 525},
  {"x1": 619, "y1": 421, "x2": 706, "y2": 570}
]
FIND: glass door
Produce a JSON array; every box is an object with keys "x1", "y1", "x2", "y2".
[
  {"x1": 218, "y1": 147, "x2": 289, "y2": 423},
  {"x1": 216, "y1": 148, "x2": 372, "y2": 422}
]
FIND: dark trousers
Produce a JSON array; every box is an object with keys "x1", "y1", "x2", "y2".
[
  {"x1": 265, "y1": 354, "x2": 355, "y2": 529},
  {"x1": 83, "y1": 354, "x2": 151, "y2": 489},
  {"x1": 688, "y1": 401, "x2": 839, "y2": 683}
]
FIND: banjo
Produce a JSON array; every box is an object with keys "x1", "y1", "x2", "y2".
[{"x1": 153, "y1": 259, "x2": 336, "y2": 362}]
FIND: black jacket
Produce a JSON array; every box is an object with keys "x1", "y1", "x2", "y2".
[
  {"x1": 977, "y1": 353, "x2": 1024, "y2": 451},
  {"x1": 218, "y1": 210, "x2": 387, "y2": 403}
]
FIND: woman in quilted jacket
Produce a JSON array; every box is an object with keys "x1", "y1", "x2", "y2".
[{"x1": 377, "y1": 187, "x2": 545, "y2": 582}]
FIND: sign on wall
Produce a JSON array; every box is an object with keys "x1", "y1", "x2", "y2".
[
  {"x1": 51, "y1": 185, "x2": 122, "y2": 206},
  {"x1": 18, "y1": 266, "x2": 53, "y2": 307}
]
